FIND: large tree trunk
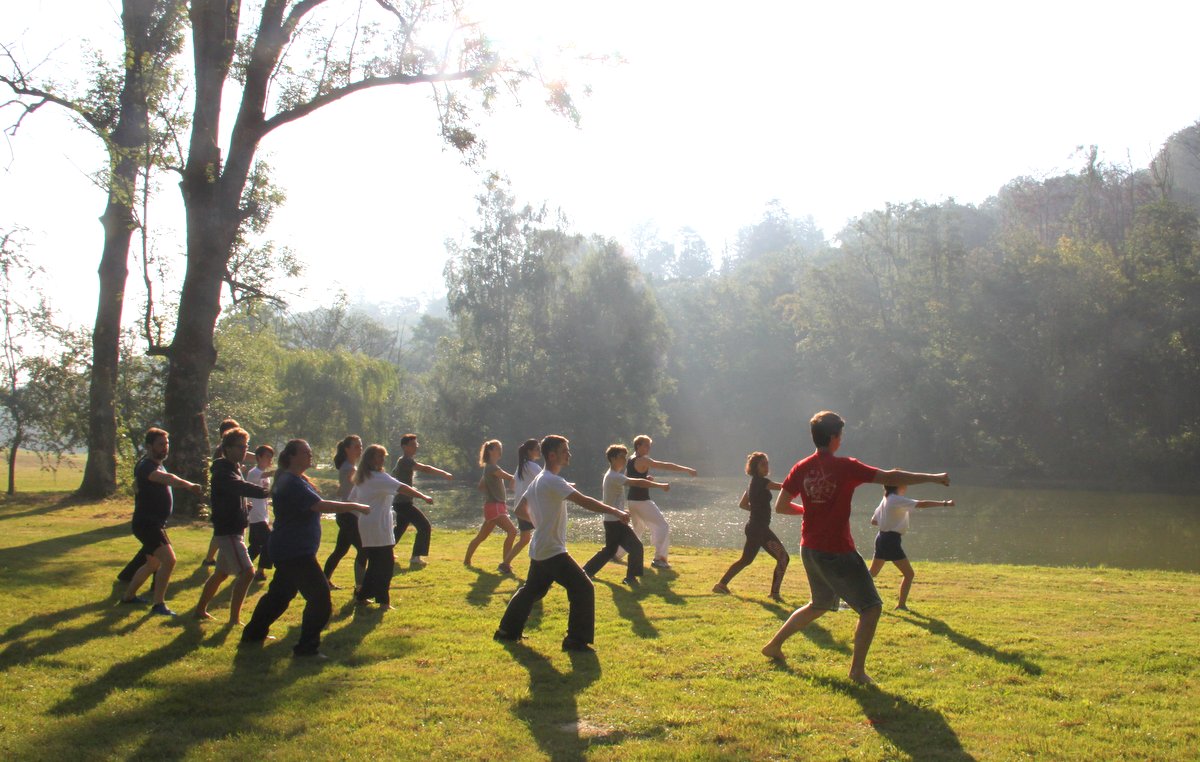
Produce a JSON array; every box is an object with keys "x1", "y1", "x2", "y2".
[{"x1": 77, "y1": 0, "x2": 182, "y2": 498}]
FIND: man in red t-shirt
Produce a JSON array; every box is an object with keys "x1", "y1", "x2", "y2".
[{"x1": 762, "y1": 411, "x2": 950, "y2": 684}]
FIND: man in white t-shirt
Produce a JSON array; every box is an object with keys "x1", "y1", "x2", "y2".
[{"x1": 494, "y1": 435, "x2": 629, "y2": 652}]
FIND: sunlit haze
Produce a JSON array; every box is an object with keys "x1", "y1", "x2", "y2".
[{"x1": 2, "y1": 0, "x2": 1197, "y2": 327}]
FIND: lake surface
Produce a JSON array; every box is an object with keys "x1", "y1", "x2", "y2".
[{"x1": 357, "y1": 476, "x2": 1200, "y2": 573}]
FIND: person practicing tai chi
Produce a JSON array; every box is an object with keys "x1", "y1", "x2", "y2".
[
  {"x1": 390, "y1": 433, "x2": 452, "y2": 567},
  {"x1": 121, "y1": 427, "x2": 204, "y2": 616},
  {"x1": 241, "y1": 439, "x2": 368, "y2": 659},
  {"x1": 869, "y1": 485, "x2": 954, "y2": 610},
  {"x1": 323, "y1": 435, "x2": 367, "y2": 591},
  {"x1": 713, "y1": 451, "x2": 790, "y2": 601},
  {"x1": 500, "y1": 438, "x2": 542, "y2": 574},
  {"x1": 464, "y1": 439, "x2": 518, "y2": 571},
  {"x1": 582, "y1": 444, "x2": 669, "y2": 585},
  {"x1": 203, "y1": 418, "x2": 249, "y2": 567},
  {"x1": 246, "y1": 444, "x2": 275, "y2": 582},
  {"x1": 195, "y1": 427, "x2": 270, "y2": 624},
  {"x1": 353, "y1": 444, "x2": 434, "y2": 610},
  {"x1": 761, "y1": 411, "x2": 950, "y2": 684},
  {"x1": 494, "y1": 435, "x2": 629, "y2": 652},
  {"x1": 623, "y1": 434, "x2": 697, "y2": 569}
]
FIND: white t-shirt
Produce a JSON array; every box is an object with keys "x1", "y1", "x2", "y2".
[
  {"x1": 872, "y1": 493, "x2": 919, "y2": 534},
  {"x1": 349, "y1": 471, "x2": 400, "y2": 547},
  {"x1": 512, "y1": 461, "x2": 543, "y2": 506},
  {"x1": 525, "y1": 469, "x2": 576, "y2": 561},
  {"x1": 601, "y1": 469, "x2": 629, "y2": 521},
  {"x1": 246, "y1": 466, "x2": 271, "y2": 524}
]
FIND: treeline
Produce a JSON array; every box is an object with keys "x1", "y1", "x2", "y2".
[{"x1": 9, "y1": 126, "x2": 1198, "y2": 492}]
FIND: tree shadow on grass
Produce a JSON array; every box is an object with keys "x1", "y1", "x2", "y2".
[
  {"x1": 502, "y1": 640, "x2": 604, "y2": 762},
  {"x1": 0, "y1": 598, "x2": 151, "y2": 672},
  {"x1": 466, "y1": 567, "x2": 510, "y2": 607},
  {"x1": 0, "y1": 493, "x2": 87, "y2": 522},
  {"x1": 899, "y1": 609, "x2": 1042, "y2": 676},
  {"x1": 808, "y1": 673, "x2": 976, "y2": 762},
  {"x1": 0, "y1": 524, "x2": 128, "y2": 580},
  {"x1": 594, "y1": 578, "x2": 658, "y2": 639}
]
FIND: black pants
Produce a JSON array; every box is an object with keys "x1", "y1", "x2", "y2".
[
  {"x1": 323, "y1": 512, "x2": 364, "y2": 579},
  {"x1": 498, "y1": 552, "x2": 594, "y2": 644},
  {"x1": 719, "y1": 524, "x2": 790, "y2": 596},
  {"x1": 582, "y1": 521, "x2": 644, "y2": 579},
  {"x1": 117, "y1": 551, "x2": 145, "y2": 582},
  {"x1": 242, "y1": 554, "x2": 331, "y2": 655},
  {"x1": 247, "y1": 521, "x2": 272, "y2": 569},
  {"x1": 357, "y1": 545, "x2": 395, "y2": 606},
  {"x1": 393, "y1": 502, "x2": 431, "y2": 557}
]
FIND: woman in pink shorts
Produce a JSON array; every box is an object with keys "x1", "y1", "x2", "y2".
[{"x1": 464, "y1": 439, "x2": 518, "y2": 569}]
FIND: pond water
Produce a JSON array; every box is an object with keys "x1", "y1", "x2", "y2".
[{"x1": 336, "y1": 476, "x2": 1200, "y2": 573}]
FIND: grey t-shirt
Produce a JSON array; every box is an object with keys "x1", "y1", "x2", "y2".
[{"x1": 483, "y1": 462, "x2": 507, "y2": 503}]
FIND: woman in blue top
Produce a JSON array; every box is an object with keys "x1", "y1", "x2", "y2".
[{"x1": 241, "y1": 439, "x2": 368, "y2": 658}]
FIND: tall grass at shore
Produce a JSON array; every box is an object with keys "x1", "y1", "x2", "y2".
[{"x1": 0, "y1": 492, "x2": 1195, "y2": 760}]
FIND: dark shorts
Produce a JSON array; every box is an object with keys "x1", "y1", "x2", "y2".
[
  {"x1": 873, "y1": 531, "x2": 907, "y2": 561},
  {"x1": 517, "y1": 517, "x2": 535, "y2": 533},
  {"x1": 132, "y1": 522, "x2": 170, "y2": 558},
  {"x1": 800, "y1": 546, "x2": 882, "y2": 614}
]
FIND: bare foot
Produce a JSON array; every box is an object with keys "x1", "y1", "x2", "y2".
[
  {"x1": 195, "y1": 611, "x2": 215, "y2": 621},
  {"x1": 848, "y1": 671, "x2": 875, "y2": 685},
  {"x1": 712, "y1": 583, "x2": 730, "y2": 594},
  {"x1": 228, "y1": 618, "x2": 242, "y2": 626},
  {"x1": 761, "y1": 643, "x2": 786, "y2": 660},
  {"x1": 769, "y1": 593, "x2": 784, "y2": 603},
  {"x1": 895, "y1": 604, "x2": 908, "y2": 611}
]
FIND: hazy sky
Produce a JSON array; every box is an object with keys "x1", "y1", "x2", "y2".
[{"x1": 2, "y1": 1, "x2": 1197, "y2": 328}]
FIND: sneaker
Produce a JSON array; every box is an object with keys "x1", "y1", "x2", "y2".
[
  {"x1": 493, "y1": 629, "x2": 523, "y2": 642},
  {"x1": 651, "y1": 559, "x2": 672, "y2": 570},
  {"x1": 121, "y1": 595, "x2": 150, "y2": 605},
  {"x1": 622, "y1": 576, "x2": 640, "y2": 587},
  {"x1": 150, "y1": 603, "x2": 178, "y2": 617},
  {"x1": 410, "y1": 556, "x2": 427, "y2": 567},
  {"x1": 497, "y1": 563, "x2": 513, "y2": 575},
  {"x1": 561, "y1": 637, "x2": 594, "y2": 653},
  {"x1": 838, "y1": 600, "x2": 852, "y2": 611}
]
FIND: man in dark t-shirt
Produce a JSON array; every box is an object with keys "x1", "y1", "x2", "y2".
[
  {"x1": 391, "y1": 433, "x2": 453, "y2": 565},
  {"x1": 121, "y1": 427, "x2": 204, "y2": 616},
  {"x1": 761, "y1": 411, "x2": 950, "y2": 684}
]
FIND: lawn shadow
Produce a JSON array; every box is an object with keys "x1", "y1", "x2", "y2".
[
  {"x1": 900, "y1": 609, "x2": 1042, "y2": 676},
  {"x1": 466, "y1": 567, "x2": 510, "y2": 607},
  {"x1": 594, "y1": 578, "x2": 658, "y2": 639},
  {"x1": 737, "y1": 594, "x2": 792, "y2": 622},
  {"x1": 0, "y1": 524, "x2": 128, "y2": 578},
  {"x1": 810, "y1": 674, "x2": 976, "y2": 761},
  {"x1": 502, "y1": 640, "x2": 604, "y2": 762},
  {"x1": 0, "y1": 493, "x2": 87, "y2": 522},
  {"x1": 0, "y1": 598, "x2": 145, "y2": 671},
  {"x1": 637, "y1": 567, "x2": 687, "y2": 606}
]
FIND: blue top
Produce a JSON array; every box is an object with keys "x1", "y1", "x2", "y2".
[{"x1": 268, "y1": 471, "x2": 324, "y2": 561}]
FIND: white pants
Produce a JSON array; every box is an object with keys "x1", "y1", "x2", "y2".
[{"x1": 625, "y1": 499, "x2": 670, "y2": 560}]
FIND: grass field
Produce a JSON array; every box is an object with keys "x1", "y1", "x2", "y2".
[
  {"x1": 2, "y1": 450, "x2": 85, "y2": 492},
  {"x1": 0, "y1": 492, "x2": 1196, "y2": 761}
]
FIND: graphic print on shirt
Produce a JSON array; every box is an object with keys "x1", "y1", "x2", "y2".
[{"x1": 802, "y1": 467, "x2": 838, "y2": 503}]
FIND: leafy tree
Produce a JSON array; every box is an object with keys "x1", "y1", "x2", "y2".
[{"x1": 1, "y1": 0, "x2": 188, "y2": 498}]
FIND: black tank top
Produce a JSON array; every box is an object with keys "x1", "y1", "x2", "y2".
[{"x1": 626, "y1": 457, "x2": 654, "y2": 501}]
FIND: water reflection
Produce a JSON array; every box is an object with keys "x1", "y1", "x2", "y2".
[{"x1": 334, "y1": 477, "x2": 1200, "y2": 572}]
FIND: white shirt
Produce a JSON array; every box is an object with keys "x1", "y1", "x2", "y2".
[
  {"x1": 512, "y1": 461, "x2": 543, "y2": 506},
  {"x1": 246, "y1": 466, "x2": 271, "y2": 524},
  {"x1": 525, "y1": 469, "x2": 576, "y2": 561},
  {"x1": 601, "y1": 469, "x2": 629, "y2": 521},
  {"x1": 872, "y1": 493, "x2": 919, "y2": 534},
  {"x1": 349, "y1": 471, "x2": 400, "y2": 547}
]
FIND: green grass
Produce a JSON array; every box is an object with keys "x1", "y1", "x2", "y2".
[
  {"x1": 2, "y1": 450, "x2": 84, "y2": 492},
  {"x1": 0, "y1": 492, "x2": 1196, "y2": 761}
]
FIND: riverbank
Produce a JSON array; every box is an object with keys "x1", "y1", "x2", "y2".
[{"x1": 0, "y1": 492, "x2": 1196, "y2": 760}]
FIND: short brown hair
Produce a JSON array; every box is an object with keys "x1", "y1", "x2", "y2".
[
  {"x1": 810, "y1": 411, "x2": 845, "y2": 448},
  {"x1": 540, "y1": 435, "x2": 568, "y2": 459},
  {"x1": 400, "y1": 434, "x2": 417, "y2": 447},
  {"x1": 254, "y1": 444, "x2": 275, "y2": 458},
  {"x1": 606, "y1": 444, "x2": 628, "y2": 463},
  {"x1": 632, "y1": 435, "x2": 652, "y2": 450},
  {"x1": 220, "y1": 427, "x2": 249, "y2": 454},
  {"x1": 144, "y1": 427, "x2": 168, "y2": 447},
  {"x1": 745, "y1": 451, "x2": 768, "y2": 475}
]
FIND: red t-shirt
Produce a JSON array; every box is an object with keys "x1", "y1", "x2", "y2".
[{"x1": 781, "y1": 450, "x2": 878, "y2": 553}]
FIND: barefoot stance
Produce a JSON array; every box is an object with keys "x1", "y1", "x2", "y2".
[
  {"x1": 849, "y1": 671, "x2": 875, "y2": 685},
  {"x1": 761, "y1": 643, "x2": 785, "y2": 660},
  {"x1": 195, "y1": 610, "x2": 216, "y2": 621}
]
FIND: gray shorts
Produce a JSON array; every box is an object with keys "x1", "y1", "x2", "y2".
[
  {"x1": 215, "y1": 533, "x2": 254, "y2": 576},
  {"x1": 801, "y1": 546, "x2": 883, "y2": 614}
]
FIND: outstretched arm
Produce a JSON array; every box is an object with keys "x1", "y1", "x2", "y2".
[
  {"x1": 567, "y1": 491, "x2": 629, "y2": 522},
  {"x1": 149, "y1": 468, "x2": 204, "y2": 496},
  {"x1": 872, "y1": 469, "x2": 950, "y2": 487},
  {"x1": 642, "y1": 457, "x2": 698, "y2": 477},
  {"x1": 915, "y1": 499, "x2": 954, "y2": 508},
  {"x1": 314, "y1": 499, "x2": 368, "y2": 515},
  {"x1": 773, "y1": 488, "x2": 804, "y2": 515},
  {"x1": 396, "y1": 483, "x2": 434, "y2": 504},
  {"x1": 415, "y1": 461, "x2": 454, "y2": 480},
  {"x1": 627, "y1": 477, "x2": 669, "y2": 492}
]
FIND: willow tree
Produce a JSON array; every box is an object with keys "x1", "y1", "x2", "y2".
[
  {"x1": 163, "y1": 0, "x2": 576, "y2": 504},
  {"x1": 1, "y1": 0, "x2": 187, "y2": 497}
]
